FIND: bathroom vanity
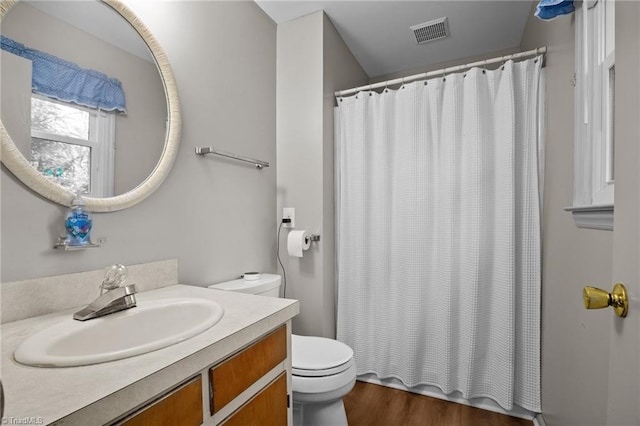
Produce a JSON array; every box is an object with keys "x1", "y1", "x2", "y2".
[{"x1": 1, "y1": 283, "x2": 299, "y2": 425}]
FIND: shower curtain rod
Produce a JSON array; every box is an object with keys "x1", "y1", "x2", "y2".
[{"x1": 334, "y1": 46, "x2": 547, "y2": 97}]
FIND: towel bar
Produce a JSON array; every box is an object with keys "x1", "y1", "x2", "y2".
[{"x1": 195, "y1": 147, "x2": 269, "y2": 169}]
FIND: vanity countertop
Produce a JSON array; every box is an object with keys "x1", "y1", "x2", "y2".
[{"x1": 1, "y1": 284, "x2": 299, "y2": 425}]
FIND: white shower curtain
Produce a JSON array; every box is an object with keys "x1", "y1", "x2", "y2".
[{"x1": 335, "y1": 57, "x2": 543, "y2": 412}]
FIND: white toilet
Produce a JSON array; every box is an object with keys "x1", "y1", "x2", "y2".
[{"x1": 208, "y1": 274, "x2": 356, "y2": 426}]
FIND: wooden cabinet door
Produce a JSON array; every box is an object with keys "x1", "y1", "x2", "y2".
[
  {"x1": 120, "y1": 376, "x2": 203, "y2": 426},
  {"x1": 221, "y1": 373, "x2": 287, "y2": 426},
  {"x1": 210, "y1": 326, "x2": 286, "y2": 413}
]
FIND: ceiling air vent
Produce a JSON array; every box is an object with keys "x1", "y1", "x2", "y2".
[{"x1": 411, "y1": 17, "x2": 449, "y2": 45}]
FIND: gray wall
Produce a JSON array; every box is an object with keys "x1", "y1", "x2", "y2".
[
  {"x1": 371, "y1": 46, "x2": 522, "y2": 83},
  {"x1": 521, "y1": 5, "x2": 614, "y2": 426},
  {"x1": 276, "y1": 11, "x2": 367, "y2": 337},
  {"x1": 1, "y1": 1, "x2": 277, "y2": 287},
  {"x1": 1, "y1": 2, "x2": 166, "y2": 195}
]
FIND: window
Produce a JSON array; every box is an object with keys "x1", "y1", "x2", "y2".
[
  {"x1": 30, "y1": 95, "x2": 115, "y2": 197},
  {"x1": 568, "y1": 0, "x2": 615, "y2": 230}
]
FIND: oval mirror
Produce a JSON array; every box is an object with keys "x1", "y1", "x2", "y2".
[{"x1": 0, "y1": 0, "x2": 181, "y2": 212}]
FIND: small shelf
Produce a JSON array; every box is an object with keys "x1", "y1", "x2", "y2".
[{"x1": 54, "y1": 238, "x2": 101, "y2": 251}]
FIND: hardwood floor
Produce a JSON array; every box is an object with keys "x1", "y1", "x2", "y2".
[{"x1": 344, "y1": 381, "x2": 533, "y2": 426}]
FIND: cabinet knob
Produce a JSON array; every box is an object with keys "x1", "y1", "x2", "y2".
[{"x1": 583, "y1": 283, "x2": 628, "y2": 317}]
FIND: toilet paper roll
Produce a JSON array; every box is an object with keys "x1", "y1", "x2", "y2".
[{"x1": 287, "y1": 230, "x2": 311, "y2": 257}]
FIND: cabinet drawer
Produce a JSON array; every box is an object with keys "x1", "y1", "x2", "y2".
[
  {"x1": 221, "y1": 373, "x2": 287, "y2": 426},
  {"x1": 120, "y1": 375, "x2": 202, "y2": 426},
  {"x1": 210, "y1": 325, "x2": 286, "y2": 413}
]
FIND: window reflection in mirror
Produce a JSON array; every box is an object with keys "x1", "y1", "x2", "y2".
[
  {"x1": 1, "y1": 1, "x2": 167, "y2": 198},
  {"x1": 30, "y1": 95, "x2": 115, "y2": 197}
]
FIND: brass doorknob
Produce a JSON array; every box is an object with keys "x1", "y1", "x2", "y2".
[{"x1": 583, "y1": 283, "x2": 628, "y2": 317}]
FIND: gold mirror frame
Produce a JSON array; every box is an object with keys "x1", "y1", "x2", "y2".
[{"x1": 0, "y1": 0, "x2": 181, "y2": 212}]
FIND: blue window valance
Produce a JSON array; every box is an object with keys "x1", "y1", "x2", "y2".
[
  {"x1": 1, "y1": 35, "x2": 126, "y2": 112},
  {"x1": 535, "y1": 0, "x2": 575, "y2": 21}
]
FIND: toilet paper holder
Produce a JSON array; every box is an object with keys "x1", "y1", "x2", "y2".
[{"x1": 309, "y1": 234, "x2": 321, "y2": 242}]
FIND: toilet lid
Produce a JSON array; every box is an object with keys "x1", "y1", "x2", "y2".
[{"x1": 292, "y1": 335, "x2": 354, "y2": 377}]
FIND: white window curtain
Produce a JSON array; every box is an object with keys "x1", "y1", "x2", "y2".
[{"x1": 335, "y1": 57, "x2": 543, "y2": 412}]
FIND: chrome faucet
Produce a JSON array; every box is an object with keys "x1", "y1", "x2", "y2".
[{"x1": 73, "y1": 264, "x2": 137, "y2": 321}]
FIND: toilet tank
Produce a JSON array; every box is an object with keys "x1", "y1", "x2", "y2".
[{"x1": 208, "y1": 273, "x2": 282, "y2": 298}]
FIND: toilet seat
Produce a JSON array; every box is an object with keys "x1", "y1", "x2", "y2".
[
  {"x1": 292, "y1": 335, "x2": 354, "y2": 377},
  {"x1": 292, "y1": 362, "x2": 356, "y2": 399}
]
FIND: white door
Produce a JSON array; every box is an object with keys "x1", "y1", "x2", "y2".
[{"x1": 605, "y1": 2, "x2": 640, "y2": 425}]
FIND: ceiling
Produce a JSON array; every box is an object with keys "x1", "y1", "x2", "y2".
[{"x1": 255, "y1": 1, "x2": 534, "y2": 78}]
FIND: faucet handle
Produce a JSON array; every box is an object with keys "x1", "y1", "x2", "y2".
[{"x1": 100, "y1": 264, "x2": 128, "y2": 292}]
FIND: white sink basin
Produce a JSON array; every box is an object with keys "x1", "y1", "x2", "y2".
[{"x1": 14, "y1": 297, "x2": 224, "y2": 367}]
